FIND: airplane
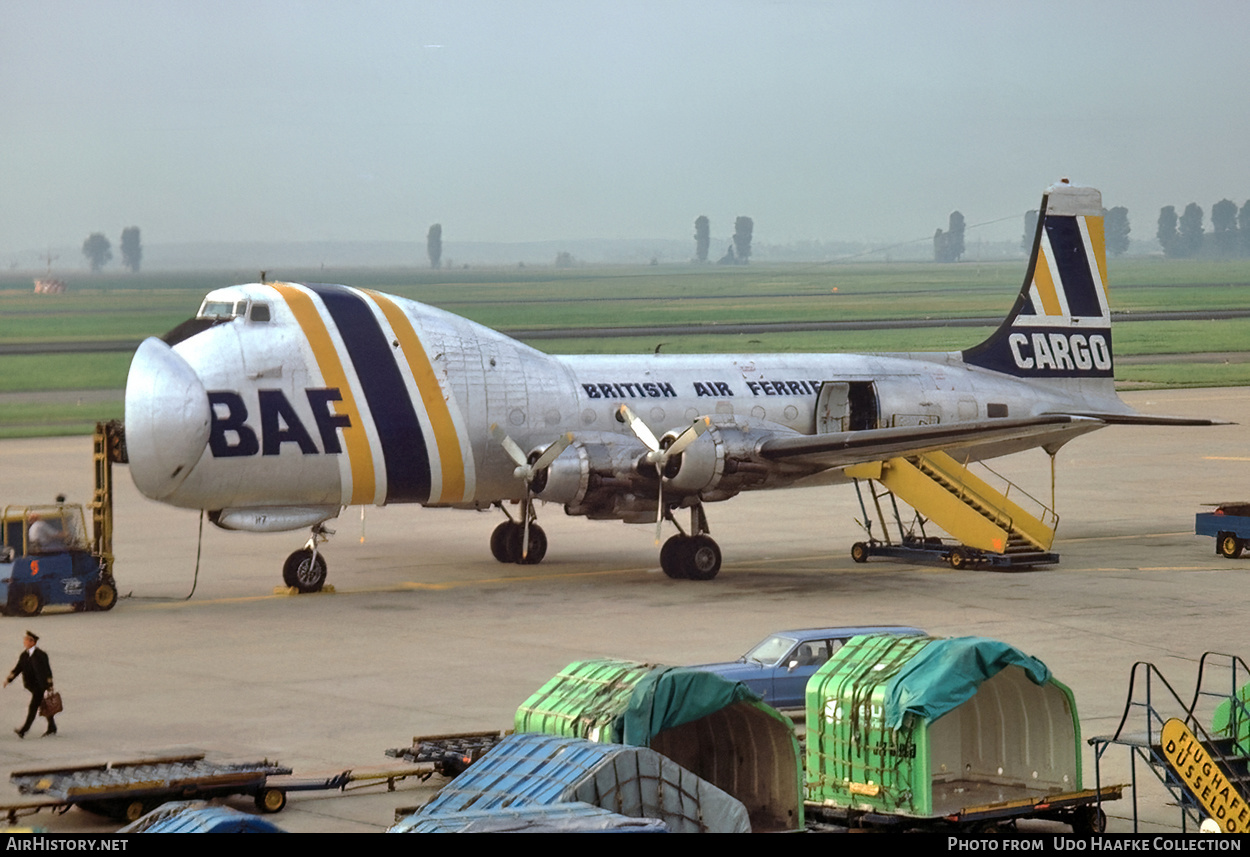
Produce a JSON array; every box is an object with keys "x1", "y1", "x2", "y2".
[{"x1": 122, "y1": 180, "x2": 1218, "y2": 591}]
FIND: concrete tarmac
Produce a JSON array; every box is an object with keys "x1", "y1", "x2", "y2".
[{"x1": 0, "y1": 387, "x2": 1244, "y2": 833}]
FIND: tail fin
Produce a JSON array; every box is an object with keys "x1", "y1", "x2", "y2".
[{"x1": 962, "y1": 181, "x2": 1112, "y2": 379}]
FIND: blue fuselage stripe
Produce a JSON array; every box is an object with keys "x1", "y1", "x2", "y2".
[{"x1": 308, "y1": 284, "x2": 431, "y2": 503}]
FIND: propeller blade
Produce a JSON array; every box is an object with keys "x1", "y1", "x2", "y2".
[
  {"x1": 665, "y1": 417, "x2": 710, "y2": 458},
  {"x1": 618, "y1": 404, "x2": 660, "y2": 452},
  {"x1": 655, "y1": 479, "x2": 664, "y2": 544},
  {"x1": 490, "y1": 423, "x2": 528, "y2": 468},
  {"x1": 521, "y1": 499, "x2": 530, "y2": 560},
  {"x1": 530, "y1": 432, "x2": 573, "y2": 472}
]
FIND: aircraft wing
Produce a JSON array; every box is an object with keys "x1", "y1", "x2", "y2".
[{"x1": 757, "y1": 414, "x2": 1101, "y2": 469}]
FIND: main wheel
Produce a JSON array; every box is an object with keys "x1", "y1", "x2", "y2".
[
  {"x1": 1070, "y1": 805, "x2": 1107, "y2": 835},
  {"x1": 490, "y1": 521, "x2": 519, "y2": 563},
  {"x1": 685, "y1": 535, "x2": 722, "y2": 581},
  {"x1": 122, "y1": 799, "x2": 149, "y2": 823},
  {"x1": 255, "y1": 787, "x2": 287, "y2": 813},
  {"x1": 851, "y1": 542, "x2": 869, "y2": 563},
  {"x1": 660, "y1": 536, "x2": 689, "y2": 579},
  {"x1": 14, "y1": 589, "x2": 41, "y2": 617},
  {"x1": 1219, "y1": 533, "x2": 1244, "y2": 559},
  {"x1": 282, "y1": 549, "x2": 327, "y2": 593},
  {"x1": 517, "y1": 524, "x2": 547, "y2": 565},
  {"x1": 89, "y1": 581, "x2": 117, "y2": 611}
]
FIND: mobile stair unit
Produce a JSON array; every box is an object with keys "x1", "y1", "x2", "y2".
[
  {"x1": 1089, "y1": 651, "x2": 1250, "y2": 833},
  {"x1": 846, "y1": 450, "x2": 1059, "y2": 569}
]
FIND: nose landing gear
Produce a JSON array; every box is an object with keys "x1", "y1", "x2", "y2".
[{"x1": 283, "y1": 523, "x2": 332, "y2": 592}]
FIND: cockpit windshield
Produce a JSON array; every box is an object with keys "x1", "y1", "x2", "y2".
[
  {"x1": 197, "y1": 300, "x2": 237, "y2": 320},
  {"x1": 196, "y1": 299, "x2": 271, "y2": 322}
]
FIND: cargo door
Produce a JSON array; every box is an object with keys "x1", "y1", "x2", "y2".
[{"x1": 817, "y1": 381, "x2": 878, "y2": 433}]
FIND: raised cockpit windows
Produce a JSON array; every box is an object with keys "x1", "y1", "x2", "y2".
[
  {"x1": 198, "y1": 300, "x2": 236, "y2": 320},
  {"x1": 196, "y1": 298, "x2": 272, "y2": 323}
]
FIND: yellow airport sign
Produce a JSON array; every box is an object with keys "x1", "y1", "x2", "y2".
[{"x1": 1161, "y1": 718, "x2": 1249, "y2": 833}]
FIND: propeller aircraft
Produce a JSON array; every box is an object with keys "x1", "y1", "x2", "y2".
[{"x1": 123, "y1": 181, "x2": 1214, "y2": 591}]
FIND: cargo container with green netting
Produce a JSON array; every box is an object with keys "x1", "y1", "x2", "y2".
[{"x1": 804, "y1": 635, "x2": 1120, "y2": 832}]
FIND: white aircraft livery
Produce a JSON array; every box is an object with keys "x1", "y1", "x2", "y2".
[{"x1": 123, "y1": 181, "x2": 1215, "y2": 590}]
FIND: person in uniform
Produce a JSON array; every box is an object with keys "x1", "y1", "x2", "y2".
[{"x1": 4, "y1": 632, "x2": 55, "y2": 737}]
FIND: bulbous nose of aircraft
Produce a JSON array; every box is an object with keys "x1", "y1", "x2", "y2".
[{"x1": 124, "y1": 338, "x2": 211, "y2": 501}]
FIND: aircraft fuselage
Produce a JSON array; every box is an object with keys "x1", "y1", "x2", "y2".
[{"x1": 126, "y1": 282, "x2": 1111, "y2": 520}]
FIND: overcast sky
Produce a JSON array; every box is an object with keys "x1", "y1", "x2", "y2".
[{"x1": 3, "y1": 0, "x2": 1249, "y2": 258}]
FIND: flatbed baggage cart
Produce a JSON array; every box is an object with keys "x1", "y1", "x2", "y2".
[
  {"x1": 805, "y1": 784, "x2": 1122, "y2": 833},
  {"x1": 385, "y1": 729, "x2": 508, "y2": 778},
  {"x1": 1196, "y1": 502, "x2": 1250, "y2": 558},
  {"x1": 9, "y1": 753, "x2": 293, "y2": 822}
]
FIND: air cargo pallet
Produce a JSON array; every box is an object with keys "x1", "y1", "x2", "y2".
[{"x1": 851, "y1": 535, "x2": 1059, "y2": 570}]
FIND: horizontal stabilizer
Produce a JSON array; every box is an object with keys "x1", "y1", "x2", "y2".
[
  {"x1": 759, "y1": 415, "x2": 1100, "y2": 469},
  {"x1": 1047, "y1": 411, "x2": 1233, "y2": 427}
]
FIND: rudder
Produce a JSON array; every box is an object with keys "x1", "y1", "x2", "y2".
[{"x1": 962, "y1": 181, "x2": 1112, "y2": 378}]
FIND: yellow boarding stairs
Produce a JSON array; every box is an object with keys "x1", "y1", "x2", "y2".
[{"x1": 845, "y1": 450, "x2": 1058, "y2": 569}]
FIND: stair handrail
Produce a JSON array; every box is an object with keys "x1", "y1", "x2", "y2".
[
  {"x1": 932, "y1": 453, "x2": 1058, "y2": 540},
  {"x1": 1092, "y1": 654, "x2": 1250, "y2": 833},
  {"x1": 1185, "y1": 651, "x2": 1250, "y2": 721},
  {"x1": 916, "y1": 454, "x2": 1018, "y2": 534},
  {"x1": 1104, "y1": 660, "x2": 1191, "y2": 745},
  {"x1": 968, "y1": 456, "x2": 1060, "y2": 533},
  {"x1": 1102, "y1": 656, "x2": 1249, "y2": 790}
]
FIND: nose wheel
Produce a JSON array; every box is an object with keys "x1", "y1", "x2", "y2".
[{"x1": 283, "y1": 524, "x2": 332, "y2": 592}]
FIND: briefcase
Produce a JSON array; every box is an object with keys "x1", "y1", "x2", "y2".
[{"x1": 39, "y1": 691, "x2": 62, "y2": 718}]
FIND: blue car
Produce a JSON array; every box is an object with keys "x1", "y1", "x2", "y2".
[{"x1": 690, "y1": 625, "x2": 925, "y2": 709}]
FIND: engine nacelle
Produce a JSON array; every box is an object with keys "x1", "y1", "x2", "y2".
[
  {"x1": 531, "y1": 441, "x2": 591, "y2": 506},
  {"x1": 662, "y1": 421, "x2": 769, "y2": 499},
  {"x1": 532, "y1": 436, "x2": 649, "y2": 508}
]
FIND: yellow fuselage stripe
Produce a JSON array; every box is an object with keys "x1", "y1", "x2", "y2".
[
  {"x1": 365, "y1": 291, "x2": 466, "y2": 502},
  {"x1": 272, "y1": 284, "x2": 376, "y2": 505}
]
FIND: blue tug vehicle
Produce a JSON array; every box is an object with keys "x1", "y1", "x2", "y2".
[{"x1": 0, "y1": 423, "x2": 122, "y2": 616}]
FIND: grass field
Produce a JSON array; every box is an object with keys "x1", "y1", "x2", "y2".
[{"x1": 1, "y1": 258, "x2": 1247, "y2": 435}]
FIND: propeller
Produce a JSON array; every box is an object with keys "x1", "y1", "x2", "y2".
[
  {"x1": 617, "y1": 405, "x2": 710, "y2": 542},
  {"x1": 490, "y1": 424, "x2": 573, "y2": 559}
]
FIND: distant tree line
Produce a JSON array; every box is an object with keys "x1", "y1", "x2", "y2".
[
  {"x1": 691, "y1": 215, "x2": 754, "y2": 264},
  {"x1": 1157, "y1": 199, "x2": 1250, "y2": 258},
  {"x1": 81, "y1": 227, "x2": 142, "y2": 272},
  {"x1": 427, "y1": 223, "x2": 442, "y2": 269},
  {"x1": 933, "y1": 211, "x2": 965, "y2": 262}
]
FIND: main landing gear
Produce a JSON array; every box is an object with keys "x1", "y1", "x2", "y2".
[
  {"x1": 282, "y1": 523, "x2": 332, "y2": 593},
  {"x1": 659, "y1": 504, "x2": 721, "y2": 581},
  {"x1": 490, "y1": 501, "x2": 546, "y2": 565}
]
